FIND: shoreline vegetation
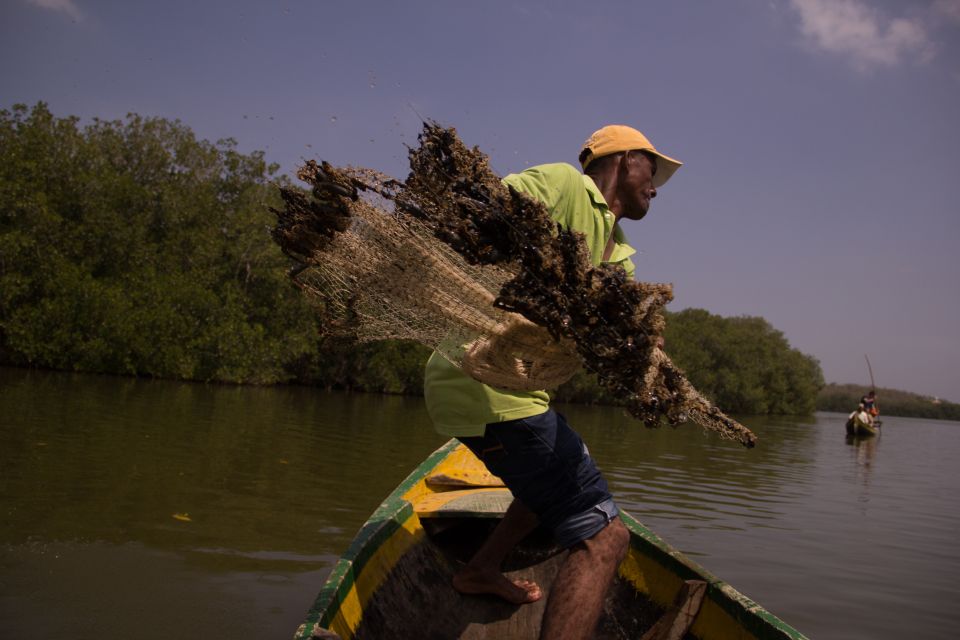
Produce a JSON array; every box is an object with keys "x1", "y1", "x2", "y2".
[{"x1": 3, "y1": 103, "x2": 956, "y2": 422}]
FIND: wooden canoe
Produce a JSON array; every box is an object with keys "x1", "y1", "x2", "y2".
[
  {"x1": 845, "y1": 415, "x2": 880, "y2": 437},
  {"x1": 295, "y1": 440, "x2": 807, "y2": 640}
]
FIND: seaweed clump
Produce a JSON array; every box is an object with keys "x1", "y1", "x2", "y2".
[{"x1": 271, "y1": 123, "x2": 757, "y2": 448}]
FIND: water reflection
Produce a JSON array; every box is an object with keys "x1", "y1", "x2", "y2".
[
  {"x1": 0, "y1": 367, "x2": 449, "y2": 639},
  {"x1": 561, "y1": 404, "x2": 821, "y2": 534},
  {"x1": 3, "y1": 368, "x2": 960, "y2": 640},
  {"x1": 845, "y1": 432, "x2": 879, "y2": 490},
  {"x1": 0, "y1": 368, "x2": 445, "y2": 558}
]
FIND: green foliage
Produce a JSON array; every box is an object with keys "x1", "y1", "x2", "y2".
[
  {"x1": 291, "y1": 339, "x2": 432, "y2": 395},
  {"x1": 663, "y1": 309, "x2": 824, "y2": 415},
  {"x1": 0, "y1": 102, "x2": 317, "y2": 383},
  {"x1": 555, "y1": 309, "x2": 825, "y2": 415},
  {"x1": 0, "y1": 102, "x2": 830, "y2": 416},
  {"x1": 552, "y1": 368, "x2": 618, "y2": 405},
  {"x1": 817, "y1": 383, "x2": 960, "y2": 421}
]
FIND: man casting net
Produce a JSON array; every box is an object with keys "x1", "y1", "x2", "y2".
[{"x1": 270, "y1": 123, "x2": 756, "y2": 448}]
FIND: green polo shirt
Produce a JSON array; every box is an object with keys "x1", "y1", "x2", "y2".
[{"x1": 423, "y1": 162, "x2": 637, "y2": 437}]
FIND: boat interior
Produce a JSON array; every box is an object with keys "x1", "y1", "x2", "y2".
[{"x1": 349, "y1": 516, "x2": 665, "y2": 640}]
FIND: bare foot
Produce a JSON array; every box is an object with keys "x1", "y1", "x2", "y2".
[{"x1": 453, "y1": 565, "x2": 542, "y2": 604}]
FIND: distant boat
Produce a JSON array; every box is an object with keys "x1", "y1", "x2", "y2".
[
  {"x1": 846, "y1": 411, "x2": 880, "y2": 437},
  {"x1": 296, "y1": 439, "x2": 807, "y2": 640}
]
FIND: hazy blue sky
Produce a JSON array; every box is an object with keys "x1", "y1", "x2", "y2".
[{"x1": 3, "y1": 0, "x2": 959, "y2": 401}]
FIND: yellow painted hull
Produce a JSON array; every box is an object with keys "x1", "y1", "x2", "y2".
[
  {"x1": 296, "y1": 440, "x2": 807, "y2": 640},
  {"x1": 846, "y1": 416, "x2": 880, "y2": 437}
]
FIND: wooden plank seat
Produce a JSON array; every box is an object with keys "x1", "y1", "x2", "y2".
[
  {"x1": 413, "y1": 487, "x2": 514, "y2": 518},
  {"x1": 425, "y1": 470, "x2": 506, "y2": 488}
]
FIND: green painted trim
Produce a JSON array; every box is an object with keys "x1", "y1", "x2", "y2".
[
  {"x1": 316, "y1": 502, "x2": 414, "y2": 628},
  {"x1": 619, "y1": 510, "x2": 808, "y2": 640},
  {"x1": 297, "y1": 440, "x2": 808, "y2": 640},
  {"x1": 295, "y1": 440, "x2": 460, "y2": 638}
]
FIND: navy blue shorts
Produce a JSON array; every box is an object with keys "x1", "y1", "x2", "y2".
[{"x1": 458, "y1": 409, "x2": 619, "y2": 549}]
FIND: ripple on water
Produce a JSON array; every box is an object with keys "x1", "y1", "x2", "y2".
[{"x1": 4, "y1": 372, "x2": 960, "y2": 640}]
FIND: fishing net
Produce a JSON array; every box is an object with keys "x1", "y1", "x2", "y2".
[{"x1": 271, "y1": 123, "x2": 757, "y2": 448}]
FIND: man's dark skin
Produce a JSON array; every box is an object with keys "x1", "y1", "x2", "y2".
[
  {"x1": 451, "y1": 148, "x2": 659, "y2": 640},
  {"x1": 592, "y1": 149, "x2": 658, "y2": 253}
]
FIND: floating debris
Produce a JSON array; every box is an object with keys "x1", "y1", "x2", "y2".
[{"x1": 271, "y1": 123, "x2": 757, "y2": 448}]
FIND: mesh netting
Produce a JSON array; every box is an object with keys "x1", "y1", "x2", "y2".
[{"x1": 271, "y1": 123, "x2": 757, "y2": 448}]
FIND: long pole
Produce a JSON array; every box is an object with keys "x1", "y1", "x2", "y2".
[
  {"x1": 864, "y1": 354, "x2": 876, "y2": 390},
  {"x1": 864, "y1": 354, "x2": 881, "y2": 431}
]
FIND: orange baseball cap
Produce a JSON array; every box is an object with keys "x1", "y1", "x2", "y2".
[{"x1": 579, "y1": 125, "x2": 682, "y2": 188}]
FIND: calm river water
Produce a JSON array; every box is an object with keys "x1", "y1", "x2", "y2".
[{"x1": 2, "y1": 366, "x2": 959, "y2": 639}]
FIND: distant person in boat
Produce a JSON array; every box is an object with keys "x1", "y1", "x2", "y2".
[
  {"x1": 423, "y1": 124, "x2": 682, "y2": 639},
  {"x1": 851, "y1": 403, "x2": 873, "y2": 427},
  {"x1": 861, "y1": 390, "x2": 879, "y2": 417}
]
